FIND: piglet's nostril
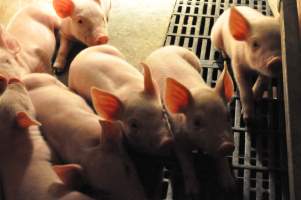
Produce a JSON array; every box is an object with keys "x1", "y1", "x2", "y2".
[
  {"x1": 0, "y1": 75, "x2": 8, "y2": 93},
  {"x1": 267, "y1": 57, "x2": 282, "y2": 76},
  {"x1": 0, "y1": 75, "x2": 6, "y2": 82},
  {"x1": 96, "y1": 35, "x2": 109, "y2": 45},
  {"x1": 159, "y1": 137, "x2": 174, "y2": 153}
]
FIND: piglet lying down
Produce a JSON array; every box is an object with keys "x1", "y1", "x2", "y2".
[{"x1": 0, "y1": 2, "x2": 60, "y2": 77}]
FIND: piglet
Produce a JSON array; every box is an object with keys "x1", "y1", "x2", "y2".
[
  {"x1": 22, "y1": 73, "x2": 147, "y2": 200},
  {"x1": 68, "y1": 45, "x2": 173, "y2": 199},
  {"x1": 143, "y1": 45, "x2": 235, "y2": 198},
  {"x1": 0, "y1": 76, "x2": 93, "y2": 200},
  {"x1": 52, "y1": 0, "x2": 111, "y2": 73},
  {"x1": 0, "y1": 2, "x2": 60, "y2": 78},
  {"x1": 211, "y1": 6, "x2": 281, "y2": 124},
  {"x1": 69, "y1": 45, "x2": 172, "y2": 156}
]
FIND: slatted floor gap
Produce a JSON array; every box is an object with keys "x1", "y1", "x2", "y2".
[{"x1": 162, "y1": 0, "x2": 289, "y2": 199}]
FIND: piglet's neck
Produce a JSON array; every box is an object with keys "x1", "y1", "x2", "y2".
[{"x1": 60, "y1": 19, "x2": 75, "y2": 41}]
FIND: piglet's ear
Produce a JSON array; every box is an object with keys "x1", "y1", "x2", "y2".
[
  {"x1": 0, "y1": 74, "x2": 8, "y2": 94},
  {"x1": 229, "y1": 7, "x2": 251, "y2": 41},
  {"x1": 53, "y1": 164, "x2": 84, "y2": 189},
  {"x1": 99, "y1": 120, "x2": 122, "y2": 151},
  {"x1": 93, "y1": 0, "x2": 101, "y2": 3},
  {"x1": 141, "y1": 63, "x2": 159, "y2": 98},
  {"x1": 0, "y1": 27, "x2": 21, "y2": 54},
  {"x1": 215, "y1": 62, "x2": 234, "y2": 103},
  {"x1": 16, "y1": 111, "x2": 41, "y2": 129},
  {"x1": 91, "y1": 87, "x2": 123, "y2": 121},
  {"x1": 165, "y1": 78, "x2": 193, "y2": 113},
  {"x1": 53, "y1": 0, "x2": 74, "y2": 18}
]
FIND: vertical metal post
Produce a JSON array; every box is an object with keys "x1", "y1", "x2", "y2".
[{"x1": 279, "y1": 0, "x2": 301, "y2": 199}]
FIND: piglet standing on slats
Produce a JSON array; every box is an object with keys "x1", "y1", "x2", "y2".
[
  {"x1": 143, "y1": 45, "x2": 235, "y2": 199},
  {"x1": 0, "y1": 76, "x2": 93, "y2": 200},
  {"x1": 22, "y1": 73, "x2": 147, "y2": 200},
  {"x1": 68, "y1": 44, "x2": 173, "y2": 199},
  {"x1": 52, "y1": 0, "x2": 111, "y2": 73},
  {"x1": 0, "y1": 2, "x2": 60, "y2": 78},
  {"x1": 211, "y1": 6, "x2": 281, "y2": 125}
]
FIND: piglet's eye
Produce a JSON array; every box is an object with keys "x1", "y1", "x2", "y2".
[
  {"x1": 252, "y1": 41, "x2": 260, "y2": 49},
  {"x1": 77, "y1": 19, "x2": 83, "y2": 24},
  {"x1": 193, "y1": 119, "x2": 203, "y2": 129},
  {"x1": 129, "y1": 119, "x2": 139, "y2": 130}
]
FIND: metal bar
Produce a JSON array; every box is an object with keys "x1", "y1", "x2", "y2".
[
  {"x1": 279, "y1": 0, "x2": 301, "y2": 199},
  {"x1": 267, "y1": 0, "x2": 279, "y2": 16}
]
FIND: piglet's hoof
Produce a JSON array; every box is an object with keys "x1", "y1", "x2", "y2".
[
  {"x1": 241, "y1": 107, "x2": 255, "y2": 129},
  {"x1": 243, "y1": 114, "x2": 259, "y2": 133}
]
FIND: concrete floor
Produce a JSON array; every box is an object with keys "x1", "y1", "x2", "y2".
[
  {"x1": 109, "y1": 0, "x2": 175, "y2": 67},
  {"x1": 0, "y1": 0, "x2": 176, "y2": 68}
]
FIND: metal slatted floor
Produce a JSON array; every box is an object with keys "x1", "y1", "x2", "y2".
[{"x1": 162, "y1": 0, "x2": 289, "y2": 199}]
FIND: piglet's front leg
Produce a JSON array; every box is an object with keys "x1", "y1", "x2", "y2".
[
  {"x1": 234, "y1": 63, "x2": 255, "y2": 126},
  {"x1": 252, "y1": 75, "x2": 268, "y2": 101},
  {"x1": 175, "y1": 142, "x2": 200, "y2": 200},
  {"x1": 53, "y1": 33, "x2": 72, "y2": 74}
]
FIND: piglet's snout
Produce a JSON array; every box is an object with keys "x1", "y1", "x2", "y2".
[
  {"x1": 159, "y1": 137, "x2": 174, "y2": 154},
  {"x1": 96, "y1": 35, "x2": 109, "y2": 45},
  {"x1": 267, "y1": 56, "x2": 282, "y2": 76},
  {"x1": 217, "y1": 141, "x2": 235, "y2": 156},
  {"x1": 0, "y1": 75, "x2": 7, "y2": 93}
]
